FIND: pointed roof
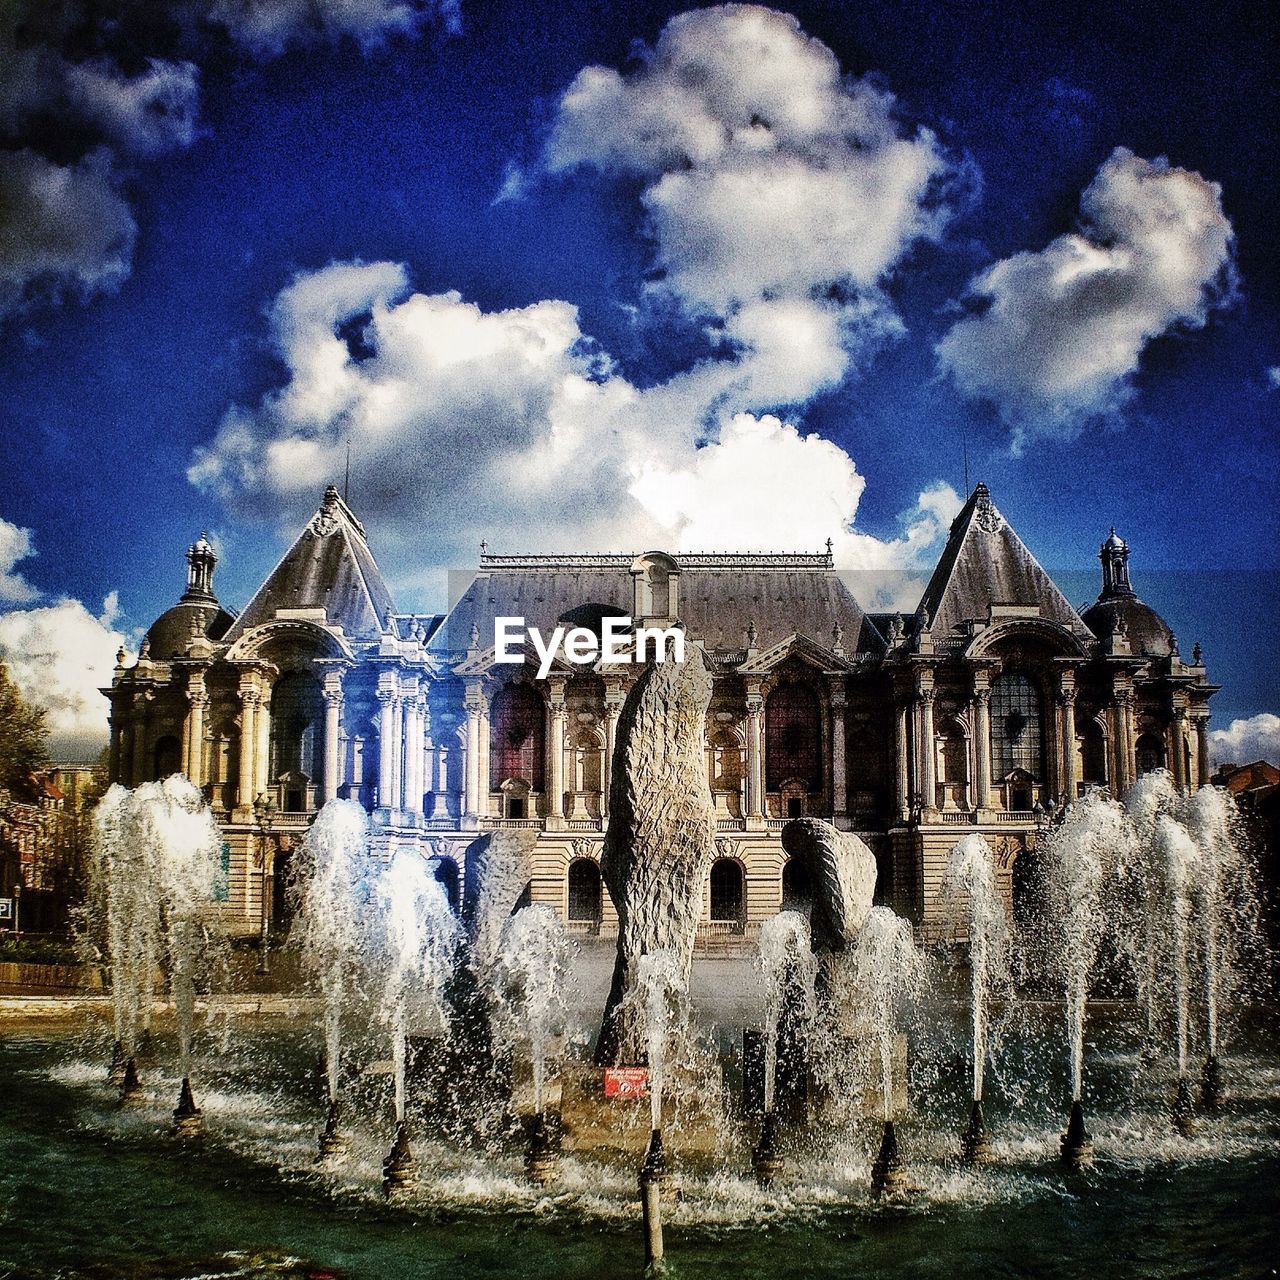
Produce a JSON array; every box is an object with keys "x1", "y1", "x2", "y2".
[
  {"x1": 223, "y1": 486, "x2": 394, "y2": 644},
  {"x1": 916, "y1": 483, "x2": 1088, "y2": 639}
]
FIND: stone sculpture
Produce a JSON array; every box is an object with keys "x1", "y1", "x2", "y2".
[
  {"x1": 596, "y1": 649, "x2": 717, "y2": 1065},
  {"x1": 780, "y1": 818, "x2": 877, "y2": 953}
]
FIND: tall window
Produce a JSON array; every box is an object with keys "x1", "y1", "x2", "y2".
[
  {"x1": 270, "y1": 672, "x2": 324, "y2": 783},
  {"x1": 710, "y1": 858, "x2": 745, "y2": 925},
  {"x1": 765, "y1": 682, "x2": 822, "y2": 792},
  {"x1": 490, "y1": 683, "x2": 544, "y2": 790},
  {"x1": 990, "y1": 672, "x2": 1044, "y2": 781}
]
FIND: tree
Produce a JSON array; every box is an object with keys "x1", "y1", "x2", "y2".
[{"x1": 0, "y1": 660, "x2": 49, "y2": 791}]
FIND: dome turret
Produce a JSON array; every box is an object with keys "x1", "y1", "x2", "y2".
[{"x1": 1082, "y1": 529, "x2": 1174, "y2": 657}]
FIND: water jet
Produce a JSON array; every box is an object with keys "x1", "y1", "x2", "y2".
[
  {"x1": 524, "y1": 1110, "x2": 560, "y2": 1186},
  {"x1": 639, "y1": 1129, "x2": 666, "y2": 1265}
]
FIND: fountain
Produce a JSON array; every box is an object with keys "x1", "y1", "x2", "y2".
[
  {"x1": 1157, "y1": 814, "x2": 1201, "y2": 1135},
  {"x1": 290, "y1": 798, "x2": 378, "y2": 1158},
  {"x1": 751, "y1": 912, "x2": 815, "y2": 1186},
  {"x1": 942, "y1": 834, "x2": 1011, "y2": 1165},
  {"x1": 373, "y1": 848, "x2": 463, "y2": 1196},
  {"x1": 846, "y1": 907, "x2": 929, "y2": 1194},
  {"x1": 86, "y1": 778, "x2": 226, "y2": 1126},
  {"x1": 1040, "y1": 791, "x2": 1128, "y2": 1168},
  {"x1": 492, "y1": 905, "x2": 573, "y2": 1185}
]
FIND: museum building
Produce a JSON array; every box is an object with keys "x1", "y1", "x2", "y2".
[{"x1": 103, "y1": 482, "x2": 1218, "y2": 944}]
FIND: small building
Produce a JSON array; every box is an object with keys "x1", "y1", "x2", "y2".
[{"x1": 103, "y1": 482, "x2": 1220, "y2": 943}]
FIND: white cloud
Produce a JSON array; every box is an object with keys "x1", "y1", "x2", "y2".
[
  {"x1": 0, "y1": 148, "x2": 136, "y2": 319},
  {"x1": 1266, "y1": 366, "x2": 1280, "y2": 391},
  {"x1": 0, "y1": 589, "x2": 128, "y2": 762},
  {"x1": 205, "y1": 0, "x2": 461, "y2": 56},
  {"x1": 538, "y1": 4, "x2": 957, "y2": 403},
  {"x1": 189, "y1": 260, "x2": 960, "y2": 594},
  {"x1": 1210, "y1": 713, "x2": 1280, "y2": 768},
  {"x1": 0, "y1": 516, "x2": 39, "y2": 604},
  {"x1": 64, "y1": 57, "x2": 201, "y2": 157},
  {"x1": 937, "y1": 147, "x2": 1235, "y2": 451}
]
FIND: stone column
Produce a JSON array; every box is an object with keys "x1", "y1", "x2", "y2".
[
  {"x1": 1192, "y1": 713, "x2": 1211, "y2": 788},
  {"x1": 108, "y1": 705, "x2": 123, "y2": 784},
  {"x1": 1059, "y1": 677, "x2": 1078, "y2": 805},
  {"x1": 1171, "y1": 706, "x2": 1189, "y2": 791},
  {"x1": 919, "y1": 687, "x2": 937, "y2": 813},
  {"x1": 745, "y1": 679, "x2": 765, "y2": 824},
  {"x1": 377, "y1": 682, "x2": 397, "y2": 813},
  {"x1": 547, "y1": 678, "x2": 567, "y2": 826},
  {"x1": 602, "y1": 681, "x2": 624, "y2": 820},
  {"x1": 894, "y1": 695, "x2": 911, "y2": 821},
  {"x1": 478, "y1": 697, "x2": 493, "y2": 817},
  {"x1": 829, "y1": 679, "x2": 848, "y2": 823},
  {"x1": 130, "y1": 695, "x2": 150, "y2": 787},
  {"x1": 255, "y1": 683, "x2": 272, "y2": 801},
  {"x1": 463, "y1": 681, "x2": 484, "y2": 824},
  {"x1": 972, "y1": 681, "x2": 992, "y2": 812},
  {"x1": 321, "y1": 670, "x2": 345, "y2": 803},
  {"x1": 184, "y1": 673, "x2": 207, "y2": 783},
  {"x1": 237, "y1": 677, "x2": 259, "y2": 809}
]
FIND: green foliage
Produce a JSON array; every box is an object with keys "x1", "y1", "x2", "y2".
[
  {"x1": 0, "y1": 936, "x2": 80, "y2": 965},
  {"x1": 0, "y1": 660, "x2": 49, "y2": 790}
]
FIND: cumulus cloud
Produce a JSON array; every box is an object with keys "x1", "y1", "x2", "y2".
[
  {"x1": 937, "y1": 147, "x2": 1236, "y2": 451},
  {"x1": 64, "y1": 57, "x2": 201, "y2": 157},
  {"x1": 1209, "y1": 713, "x2": 1280, "y2": 768},
  {"x1": 537, "y1": 4, "x2": 957, "y2": 404},
  {"x1": 0, "y1": 593, "x2": 127, "y2": 761},
  {"x1": 204, "y1": 0, "x2": 461, "y2": 56},
  {"x1": 0, "y1": 516, "x2": 39, "y2": 604},
  {"x1": 0, "y1": 515, "x2": 129, "y2": 759},
  {"x1": 189, "y1": 260, "x2": 960, "y2": 593},
  {"x1": 0, "y1": 148, "x2": 137, "y2": 318},
  {"x1": 1266, "y1": 366, "x2": 1280, "y2": 391}
]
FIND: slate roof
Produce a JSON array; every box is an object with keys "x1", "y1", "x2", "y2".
[
  {"x1": 916, "y1": 484, "x2": 1089, "y2": 639},
  {"x1": 222, "y1": 487, "x2": 394, "y2": 644},
  {"x1": 429, "y1": 553, "x2": 881, "y2": 657}
]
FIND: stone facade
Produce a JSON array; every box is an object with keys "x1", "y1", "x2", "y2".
[{"x1": 104, "y1": 482, "x2": 1219, "y2": 943}]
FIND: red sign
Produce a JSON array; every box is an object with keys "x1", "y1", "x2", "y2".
[{"x1": 603, "y1": 1067, "x2": 648, "y2": 1098}]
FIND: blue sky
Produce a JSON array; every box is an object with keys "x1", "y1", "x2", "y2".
[{"x1": 0, "y1": 0, "x2": 1277, "y2": 759}]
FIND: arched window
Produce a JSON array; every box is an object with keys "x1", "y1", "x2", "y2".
[
  {"x1": 1079, "y1": 721, "x2": 1108, "y2": 787},
  {"x1": 490, "y1": 684, "x2": 544, "y2": 790},
  {"x1": 710, "y1": 858, "x2": 745, "y2": 926},
  {"x1": 1136, "y1": 733, "x2": 1165, "y2": 775},
  {"x1": 765, "y1": 683, "x2": 822, "y2": 792},
  {"x1": 269, "y1": 671, "x2": 324, "y2": 789},
  {"x1": 990, "y1": 673, "x2": 1045, "y2": 781},
  {"x1": 433, "y1": 857, "x2": 460, "y2": 911},
  {"x1": 151, "y1": 735, "x2": 181, "y2": 781},
  {"x1": 567, "y1": 858, "x2": 602, "y2": 927},
  {"x1": 781, "y1": 857, "x2": 811, "y2": 912}
]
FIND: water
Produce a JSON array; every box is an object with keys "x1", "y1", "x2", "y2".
[
  {"x1": 5, "y1": 1018, "x2": 1278, "y2": 1279},
  {"x1": 373, "y1": 851, "x2": 462, "y2": 1123},
  {"x1": 86, "y1": 778, "x2": 226, "y2": 1073},
  {"x1": 756, "y1": 912, "x2": 815, "y2": 1113},
  {"x1": 493, "y1": 906, "x2": 573, "y2": 1114},
  {"x1": 941, "y1": 835, "x2": 1011, "y2": 1104}
]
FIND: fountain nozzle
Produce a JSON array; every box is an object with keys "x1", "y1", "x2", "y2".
[
  {"x1": 751, "y1": 1110, "x2": 786, "y2": 1188},
  {"x1": 1059, "y1": 1099, "x2": 1093, "y2": 1169},
  {"x1": 107, "y1": 1039, "x2": 127, "y2": 1087},
  {"x1": 1172, "y1": 1076, "x2": 1198, "y2": 1137},
  {"x1": 524, "y1": 1110, "x2": 560, "y2": 1187},
  {"x1": 640, "y1": 1127, "x2": 667, "y2": 1184},
  {"x1": 382, "y1": 1121, "x2": 417, "y2": 1197},
  {"x1": 960, "y1": 1098, "x2": 995, "y2": 1166},
  {"x1": 870, "y1": 1119, "x2": 909, "y2": 1195},
  {"x1": 118, "y1": 1057, "x2": 145, "y2": 1109},
  {"x1": 318, "y1": 1098, "x2": 348, "y2": 1159},
  {"x1": 1200, "y1": 1055, "x2": 1226, "y2": 1112},
  {"x1": 172, "y1": 1076, "x2": 203, "y2": 1139}
]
